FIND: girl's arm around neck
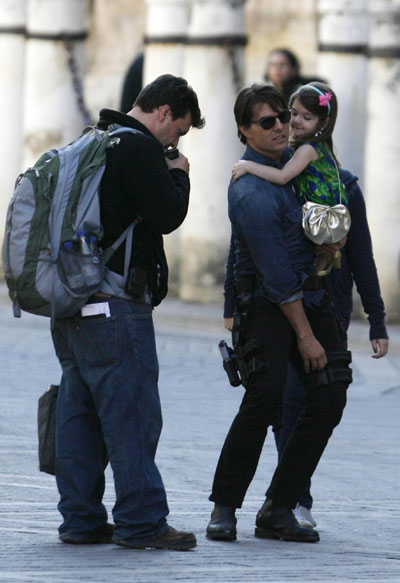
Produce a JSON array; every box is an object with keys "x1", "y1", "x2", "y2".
[{"x1": 232, "y1": 144, "x2": 318, "y2": 185}]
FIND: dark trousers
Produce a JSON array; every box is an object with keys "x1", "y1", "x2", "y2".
[
  {"x1": 209, "y1": 295, "x2": 350, "y2": 509},
  {"x1": 275, "y1": 316, "x2": 350, "y2": 509}
]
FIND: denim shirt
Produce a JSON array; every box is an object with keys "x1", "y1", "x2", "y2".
[{"x1": 225, "y1": 145, "x2": 315, "y2": 315}]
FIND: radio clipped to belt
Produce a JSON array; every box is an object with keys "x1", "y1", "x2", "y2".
[{"x1": 125, "y1": 265, "x2": 148, "y2": 300}]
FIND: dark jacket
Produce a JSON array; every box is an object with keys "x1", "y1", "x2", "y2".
[
  {"x1": 97, "y1": 108, "x2": 190, "y2": 306},
  {"x1": 325, "y1": 169, "x2": 388, "y2": 340}
]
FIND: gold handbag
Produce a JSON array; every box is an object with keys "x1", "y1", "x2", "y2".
[
  {"x1": 302, "y1": 201, "x2": 351, "y2": 245},
  {"x1": 302, "y1": 163, "x2": 351, "y2": 245}
]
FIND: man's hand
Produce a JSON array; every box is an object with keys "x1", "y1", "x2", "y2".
[
  {"x1": 371, "y1": 338, "x2": 389, "y2": 359},
  {"x1": 297, "y1": 334, "x2": 328, "y2": 373},
  {"x1": 279, "y1": 299, "x2": 327, "y2": 373},
  {"x1": 224, "y1": 317, "x2": 233, "y2": 331},
  {"x1": 314, "y1": 235, "x2": 347, "y2": 256},
  {"x1": 166, "y1": 152, "x2": 190, "y2": 174}
]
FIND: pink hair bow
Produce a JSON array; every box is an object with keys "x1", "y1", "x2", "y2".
[{"x1": 319, "y1": 92, "x2": 332, "y2": 107}]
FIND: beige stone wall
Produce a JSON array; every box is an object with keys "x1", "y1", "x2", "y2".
[
  {"x1": 244, "y1": 0, "x2": 319, "y2": 83},
  {"x1": 84, "y1": 0, "x2": 320, "y2": 114},
  {"x1": 78, "y1": 1, "x2": 398, "y2": 319},
  {"x1": 85, "y1": 0, "x2": 146, "y2": 116}
]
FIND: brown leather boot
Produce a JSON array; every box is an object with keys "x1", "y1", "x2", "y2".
[
  {"x1": 114, "y1": 525, "x2": 196, "y2": 551},
  {"x1": 59, "y1": 523, "x2": 114, "y2": 544}
]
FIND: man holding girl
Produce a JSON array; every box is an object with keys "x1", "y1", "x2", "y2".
[
  {"x1": 206, "y1": 82, "x2": 353, "y2": 543},
  {"x1": 214, "y1": 79, "x2": 388, "y2": 533}
]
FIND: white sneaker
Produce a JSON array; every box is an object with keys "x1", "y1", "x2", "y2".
[{"x1": 293, "y1": 504, "x2": 317, "y2": 528}]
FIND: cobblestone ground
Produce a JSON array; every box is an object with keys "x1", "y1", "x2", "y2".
[{"x1": 0, "y1": 289, "x2": 399, "y2": 582}]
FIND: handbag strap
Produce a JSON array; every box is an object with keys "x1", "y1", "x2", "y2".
[
  {"x1": 333, "y1": 158, "x2": 343, "y2": 205},
  {"x1": 301, "y1": 144, "x2": 343, "y2": 205}
]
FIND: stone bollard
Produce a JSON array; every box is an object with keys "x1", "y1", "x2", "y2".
[
  {"x1": 178, "y1": 0, "x2": 247, "y2": 302},
  {"x1": 364, "y1": 0, "x2": 400, "y2": 320},
  {"x1": 317, "y1": 0, "x2": 369, "y2": 183},
  {"x1": 22, "y1": 0, "x2": 90, "y2": 169},
  {"x1": 0, "y1": 0, "x2": 27, "y2": 274},
  {"x1": 144, "y1": 0, "x2": 190, "y2": 81},
  {"x1": 143, "y1": 0, "x2": 191, "y2": 294}
]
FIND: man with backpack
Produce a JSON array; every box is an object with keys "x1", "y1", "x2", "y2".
[{"x1": 51, "y1": 74, "x2": 204, "y2": 550}]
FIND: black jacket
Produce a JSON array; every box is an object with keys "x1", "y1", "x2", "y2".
[
  {"x1": 97, "y1": 108, "x2": 190, "y2": 306},
  {"x1": 325, "y1": 169, "x2": 387, "y2": 340}
]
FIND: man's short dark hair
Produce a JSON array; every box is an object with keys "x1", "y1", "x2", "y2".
[
  {"x1": 135, "y1": 74, "x2": 205, "y2": 129},
  {"x1": 234, "y1": 84, "x2": 287, "y2": 144}
]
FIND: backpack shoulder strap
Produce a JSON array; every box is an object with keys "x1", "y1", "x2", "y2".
[
  {"x1": 108, "y1": 124, "x2": 145, "y2": 138},
  {"x1": 99, "y1": 124, "x2": 146, "y2": 297},
  {"x1": 102, "y1": 215, "x2": 142, "y2": 271}
]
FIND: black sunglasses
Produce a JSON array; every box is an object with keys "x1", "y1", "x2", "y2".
[{"x1": 251, "y1": 110, "x2": 291, "y2": 130}]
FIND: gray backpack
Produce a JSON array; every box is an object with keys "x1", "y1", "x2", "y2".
[{"x1": 2, "y1": 125, "x2": 142, "y2": 319}]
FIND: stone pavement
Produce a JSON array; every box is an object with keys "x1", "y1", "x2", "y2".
[{"x1": 0, "y1": 283, "x2": 399, "y2": 582}]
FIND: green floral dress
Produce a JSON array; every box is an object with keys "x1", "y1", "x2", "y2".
[{"x1": 294, "y1": 141, "x2": 347, "y2": 206}]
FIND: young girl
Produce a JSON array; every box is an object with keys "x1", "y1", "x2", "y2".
[{"x1": 232, "y1": 81, "x2": 350, "y2": 275}]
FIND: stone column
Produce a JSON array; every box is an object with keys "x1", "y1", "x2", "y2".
[
  {"x1": 179, "y1": 0, "x2": 247, "y2": 302},
  {"x1": 143, "y1": 0, "x2": 190, "y2": 293},
  {"x1": 143, "y1": 0, "x2": 190, "y2": 82},
  {"x1": 317, "y1": 0, "x2": 369, "y2": 183},
  {"x1": 0, "y1": 0, "x2": 27, "y2": 273},
  {"x1": 364, "y1": 0, "x2": 400, "y2": 320},
  {"x1": 22, "y1": 0, "x2": 89, "y2": 168}
]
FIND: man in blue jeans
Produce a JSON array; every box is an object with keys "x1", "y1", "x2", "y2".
[
  {"x1": 276, "y1": 168, "x2": 389, "y2": 528},
  {"x1": 206, "y1": 83, "x2": 352, "y2": 543},
  {"x1": 52, "y1": 75, "x2": 204, "y2": 550}
]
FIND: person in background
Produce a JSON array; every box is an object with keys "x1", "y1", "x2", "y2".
[
  {"x1": 264, "y1": 48, "x2": 325, "y2": 105},
  {"x1": 120, "y1": 51, "x2": 144, "y2": 113},
  {"x1": 276, "y1": 167, "x2": 389, "y2": 528}
]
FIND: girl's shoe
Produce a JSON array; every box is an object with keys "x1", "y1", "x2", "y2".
[{"x1": 293, "y1": 504, "x2": 317, "y2": 528}]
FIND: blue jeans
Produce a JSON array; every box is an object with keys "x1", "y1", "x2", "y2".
[
  {"x1": 275, "y1": 366, "x2": 312, "y2": 509},
  {"x1": 51, "y1": 296, "x2": 169, "y2": 543}
]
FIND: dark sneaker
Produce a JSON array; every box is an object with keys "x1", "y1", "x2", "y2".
[
  {"x1": 115, "y1": 526, "x2": 196, "y2": 551},
  {"x1": 206, "y1": 505, "x2": 237, "y2": 541},
  {"x1": 255, "y1": 499, "x2": 319, "y2": 543},
  {"x1": 59, "y1": 523, "x2": 114, "y2": 544}
]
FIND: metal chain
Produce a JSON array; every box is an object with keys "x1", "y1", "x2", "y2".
[
  {"x1": 229, "y1": 0, "x2": 247, "y2": 8},
  {"x1": 228, "y1": 44, "x2": 243, "y2": 94},
  {"x1": 228, "y1": 0, "x2": 246, "y2": 93},
  {"x1": 64, "y1": 40, "x2": 93, "y2": 126}
]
